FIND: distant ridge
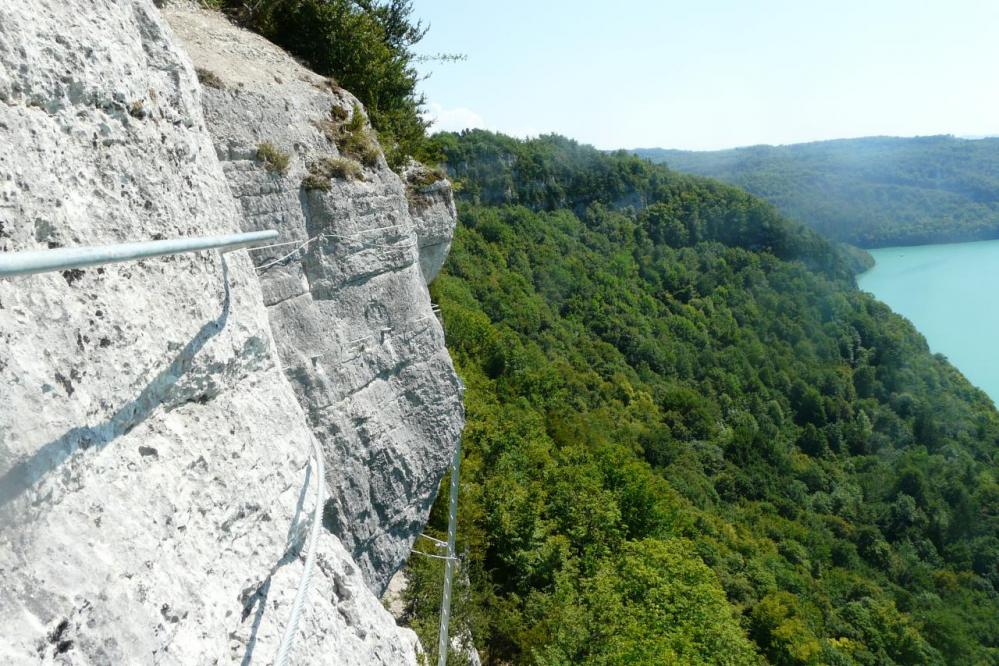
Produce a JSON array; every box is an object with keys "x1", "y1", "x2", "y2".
[{"x1": 635, "y1": 135, "x2": 999, "y2": 247}]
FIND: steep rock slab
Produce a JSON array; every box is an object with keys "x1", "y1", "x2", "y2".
[
  {"x1": 0, "y1": 0, "x2": 417, "y2": 662},
  {"x1": 164, "y1": 3, "x2": 465, "y2": 594}
]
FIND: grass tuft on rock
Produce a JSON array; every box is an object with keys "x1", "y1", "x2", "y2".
[
  {"x1": 256, "y1": 142, "x2": 291, "y2": 174},
  {"x1": 329, "y1": 103, "x2": 349, "y2": 123},
  {"x1": 309, "y1": 156, "x2": 364, "y2": 182},
  {"x1": 337, "y1": 105, "x2": 380, "y2": 167},
  {"x1": 315, "y1": 103, "x2": 380, "y2": 168},
  {"x1": 407, "y1": 166, "x2": 446, "y2": 190},
  {"x1": 196, "y1": 67, "x2": 225, "y2": 89},
  {"x1": 301, "y1": 173, "x2": 332, "y2": 191}
]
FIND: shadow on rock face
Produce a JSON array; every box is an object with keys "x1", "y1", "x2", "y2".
[
  {"x1": 0, "y1": 258, "x2": 232, "y2": 512},
  {"x1": 238, "y1": 460, "x2": 314, "y2": 666}
]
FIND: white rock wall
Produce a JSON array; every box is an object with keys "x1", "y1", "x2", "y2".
[
  {"x1": 164, "y1": 3, "x2": 465, "y2": 595},
  {"x1": 0, "y1": 0, "x2": 440, "y2": 662},
  {"x1": 403, "y1": 161, "x2": 459, "y2": 283}
]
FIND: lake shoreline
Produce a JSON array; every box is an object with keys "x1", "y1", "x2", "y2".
[{"x1": 858, "y1": 238, "x2": 999, "y2": 405}]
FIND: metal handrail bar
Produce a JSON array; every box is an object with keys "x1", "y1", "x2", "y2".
[
  {"x1": 0, "y1": 230, "x2": 279, "y2": 278},
  {"x1": 437, "y1": 441, "x2": 462, "y2": 666}
]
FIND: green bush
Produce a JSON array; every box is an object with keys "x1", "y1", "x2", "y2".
[{"x1": 333, "y1": 105, "x2": 381, "y2": 167}]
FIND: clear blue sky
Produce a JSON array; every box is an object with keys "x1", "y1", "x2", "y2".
[{"x1": 413, "y1": 0, "x2": 999, "y2": 150}]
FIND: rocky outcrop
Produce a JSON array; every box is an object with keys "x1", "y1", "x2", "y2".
[
  {"x1": 402, "y1": 161, "x2": 458, "y2": 283},
  {"x1": 0, "y1": 0, "x2": 461, "y2": 662},
  {"x1": 163, "y1": 2, "x2": 464, "y2": 595}
]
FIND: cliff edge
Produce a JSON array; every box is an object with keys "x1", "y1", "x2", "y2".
[{"x1": 162, "y1": 1, "x2": 464, "y2": 595}]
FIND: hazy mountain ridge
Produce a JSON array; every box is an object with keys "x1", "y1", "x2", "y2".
[{"x1": 636, "y1": 135, "x2": 999, "y2": 247}]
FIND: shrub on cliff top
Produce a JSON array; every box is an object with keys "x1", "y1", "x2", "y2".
[{"x1": 214, "y1": 0, "x2": 438, "y2": 169}]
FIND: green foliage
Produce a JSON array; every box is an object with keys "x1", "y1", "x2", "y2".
[
  {"x1": 402, "y1": 132, "x2": 999, "y2": 665},
  {"x1": 217, "y1": 0, "x2": 432, "y2": 168},
  {"x1": 334, "y1": 104, "x2": 381, "y2": 167},
  {"x1": 534, "y1": 540, "x2": 762, "y2": 665},
  {"x1": 255, "y1": 141, "x2": 290, "y2": 174},
  {"x1": 637, "y1": 136, "x2": 999, "y2": 247},
  {"x1": 428, "y1": 130, "x2": 866, "y2": 280}
]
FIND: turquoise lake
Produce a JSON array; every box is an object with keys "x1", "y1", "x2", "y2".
[{"x1": 858, "y1": 239, "x2": 999, "y2": 405}]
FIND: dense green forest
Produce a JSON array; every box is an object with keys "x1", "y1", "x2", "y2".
[
  {"x1": 636, "y1": 136, "x2": 999, "y2": 247},
  {"x1": 197, "y1": 4, "x2": 999, "y2": 661},
  {"x1": 401, "y1": 131, "x2": 999, "y2": 665}
]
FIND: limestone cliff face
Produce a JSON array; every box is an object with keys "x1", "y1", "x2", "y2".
[
  {"x1": 0, "y1": 0, "x2": 461, "y2": 663},
  {"x1": 163, "y1": 3, "x2": 464, "y2": 594}
]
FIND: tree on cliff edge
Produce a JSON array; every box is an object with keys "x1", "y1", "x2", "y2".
[{"x1": 209, "y1": 0, "x2": 435, "y2": 167}]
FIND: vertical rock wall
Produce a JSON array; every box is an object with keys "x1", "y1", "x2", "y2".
[
  {"x1": 164, "y1": 3, "x2": 465, "y2": 595},
  {"x1": 0, "y1": 0, "x2": 461, "y2": 661}
]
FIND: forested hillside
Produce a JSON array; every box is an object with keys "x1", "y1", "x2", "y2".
[
  {"x1": 636, "y1": 136, "x2": 999, "y2": 247},
  {"x1": 403, "y1": 131, "x2": 999, "y2": 665}
]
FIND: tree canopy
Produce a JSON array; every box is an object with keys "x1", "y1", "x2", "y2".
[
  {"x1": 208, "y1": 0, "x2": 434, "y2": 167},
  {"x1": 402, "y1": 131, "x2": 999, "y2": 665}
]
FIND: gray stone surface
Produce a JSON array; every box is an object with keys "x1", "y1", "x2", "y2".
[
  {"x1": 0, "y1": 0, "x2": 459, "y2": 662},
  {"x1": 164, "y1": 3, "x2": 464, "y2": 595},
  {"x1": 402, "y1": 161, "x2": 458, "y2": 283}
]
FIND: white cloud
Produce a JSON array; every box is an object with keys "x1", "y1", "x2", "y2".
[{"x1": 423, "y1": 102, "x2": 487, "y2": 133}]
